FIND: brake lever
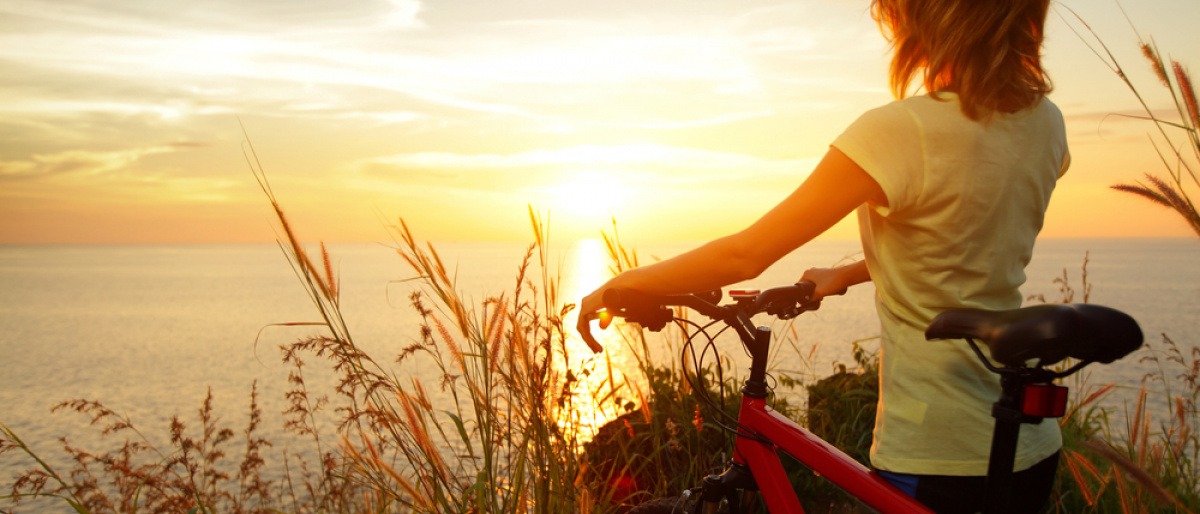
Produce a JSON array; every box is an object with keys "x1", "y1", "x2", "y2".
[
  {"x1": 764, "y1": 303, "x2": 792, "y2": 318},
  {"x1": 629, "y1": 307, "x2": 674, "y2": 331}
]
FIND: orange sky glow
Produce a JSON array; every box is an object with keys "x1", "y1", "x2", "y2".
[{"x1": 1, "y1": 0, "x2": 1198, "y2": 245}]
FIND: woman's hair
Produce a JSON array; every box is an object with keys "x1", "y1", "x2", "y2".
[{"x1": 870, "y1": 0, "x2": 1052, "y2": 120}]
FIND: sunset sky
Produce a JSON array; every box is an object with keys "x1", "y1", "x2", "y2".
[{"x1": 1, "y1": 0, "x2": 1198, "y2": 244}]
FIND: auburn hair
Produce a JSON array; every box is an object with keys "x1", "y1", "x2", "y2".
[{"x1": 870, "y1": 0, "x2": 1053, "y2": 121}]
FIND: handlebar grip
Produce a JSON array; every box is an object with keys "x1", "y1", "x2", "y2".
[
  {"x1": 753, "y1": 281, "x2": 819, "y2": 318},
  {"x1": 603, "y1": 288, "x2": 676, "y2": 331},
  {"x1": 795, "y1": 280, "x2": 818, "y2": 297},
  {"x1": 576, "y1": 288, "x2": 677, "y2": 355}
]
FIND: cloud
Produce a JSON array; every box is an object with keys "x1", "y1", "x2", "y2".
[
  {"x1": 0, "y1": 142, "x2": 235, "y2": 203},
  {"x1": 0, "y1": 0, "x2": 441, "y2": 117},
  {"x1": 0, "y1": 0, "x2": 889, "y2": 150},
  {"x1": 346, "y1": 143, "x2": 818, "y2": 195},
  {"x1": 359, "y1": 143, "x2": 790, "y2": 171},
  {"x1": 0, "y1": 147, "x2": 170, "y2": 180},
  {"x1": 387, "y1": 0, "x2": 424, "y2": 28}
]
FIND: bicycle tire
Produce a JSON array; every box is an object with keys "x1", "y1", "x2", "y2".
[{"x1": 627, "y1": 496, "x2": 728, "y2": 514}]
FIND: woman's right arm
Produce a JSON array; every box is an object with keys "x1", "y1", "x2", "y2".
[{"x1": 579, "y1": 148, "x2": 885, "y2": 318}]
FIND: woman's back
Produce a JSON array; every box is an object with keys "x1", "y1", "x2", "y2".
[
  {"x1": 836, "y1": 93, "x2": 1069, "y2": 327},
  {"x1": 833, "y1": 92, "x2": 1069, "y2": 476}
]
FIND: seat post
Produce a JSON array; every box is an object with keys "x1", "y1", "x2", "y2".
[
  {"x1": 984, "y1": 373, "x2": 1025, "y2": 514},
  {"x1": 984, "y1": 370, "x2": 1057, "y2": 514}
]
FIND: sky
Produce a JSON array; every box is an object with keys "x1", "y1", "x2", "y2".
[{"x1": 1, "y1": 0, "x2": 1198, "y2": 244}]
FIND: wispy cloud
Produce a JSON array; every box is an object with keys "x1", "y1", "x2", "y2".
[
  {"x1": 346, "y1": 143, "x2": 817, "y2": 194},
  {"x1": 0, "y1": 146, "x2": 176, "y2": 180},
  {"x1": 0, "y1": 0, "x2": 881, "y2": 129},
  {"x1": 0, "y1": 142, "x2": 238, "y2": 203}
]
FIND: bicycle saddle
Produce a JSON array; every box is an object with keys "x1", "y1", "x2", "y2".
[{"x1": 925, "y1": 304, "x2": 1143, "y2": 367}]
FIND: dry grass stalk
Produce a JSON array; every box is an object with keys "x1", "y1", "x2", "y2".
[
  {"x1": 1082, "y1": 438, "x2": 1182, "y2": 509},
  {"x1": 1063, "y1": 9, "x2": 1200, "y2": 237},
  {"x1": 1, "y1": 382, "x2": 318, "y2": 514},
  {"x1": 1176, "y1": 63, "x2": 1199, "y2": 129}
]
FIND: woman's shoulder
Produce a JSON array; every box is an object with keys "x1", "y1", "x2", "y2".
[
  {"x1": 849, "y1": 97, "x2": 923, "y2": 130},
  {"x1": 852, "y1": 94, "x2": 960, "y2": 127},
  {"x1": 843, "y1": 92, "x2": 1062, "y2": 141},
  {"x1": 888, "y1": 93, "x2": 1063, "y2": 129},
  {"x1": 894, "y1": 93, "x2": 967, "y2": 118},
  {"x1": 1029, "y1": 97, "x2": 1065, "y2": 124}
]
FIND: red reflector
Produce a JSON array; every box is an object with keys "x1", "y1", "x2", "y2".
[
  {"x1": 729, "y1": 289, "x2": 760, "y2": 299},
  {"x1": 1022, "y1": 384, "x2": 1068, "y2": 418}
]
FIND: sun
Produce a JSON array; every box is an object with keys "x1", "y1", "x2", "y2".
[{"x1": 543, "y1": 171, "x2": 630, "y2": 221}]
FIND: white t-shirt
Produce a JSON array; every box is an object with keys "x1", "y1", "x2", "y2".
[{"x1": 832, "y1": 93, "x2": 1070, "y2": 476}]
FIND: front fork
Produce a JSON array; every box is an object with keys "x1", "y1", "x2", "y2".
[{"x1": 688, "y1": 462, "x2": 761, "y2": 514}]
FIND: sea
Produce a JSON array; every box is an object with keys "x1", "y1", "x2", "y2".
[{"x1": 1, "y1": 238, "x2": 1197, "y2": 482}]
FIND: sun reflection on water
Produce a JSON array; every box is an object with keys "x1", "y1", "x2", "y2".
[{"x1": 559, "y1": 237, "x2": 641, "y2": 438}]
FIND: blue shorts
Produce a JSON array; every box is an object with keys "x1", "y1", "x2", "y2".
[{"x1": 876, "y1": 452, "x2": 1059, "y2": 514}]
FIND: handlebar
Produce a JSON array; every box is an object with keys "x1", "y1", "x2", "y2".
[{"x1": 577, "y1": 281, "x2": 821, "y2": 353}]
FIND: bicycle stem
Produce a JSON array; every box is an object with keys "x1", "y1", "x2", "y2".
[{"x1": 742, "y1": 326, "x2": 771, "y2": 400}]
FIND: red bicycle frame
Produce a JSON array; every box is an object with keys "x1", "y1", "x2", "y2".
[
  {"x1": 706, "y1": 323, "x2": 931, "y2": 513},
  {"x1": 731, "y1": 394, "x2": 930, "y2": 513}
]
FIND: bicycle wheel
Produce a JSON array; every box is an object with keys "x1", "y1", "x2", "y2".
[
  {"x1": 627, "y1": 496, "x2": 699, "y2": 514},
  {"x1": 627, "y1": 495, "x2": 736, "y2": 514}
]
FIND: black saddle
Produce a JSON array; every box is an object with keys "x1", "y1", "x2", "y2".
[{"x1": 925, "y1": 304, "x2": 1143, "y2": 367}]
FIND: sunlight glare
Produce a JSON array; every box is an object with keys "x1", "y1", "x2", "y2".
[
  {"x1": 563, "y1": 238, "x2": 610, "y2": 333},
  {"x1": 545, "y1": 171, "x2": 629, "y2": 221}
]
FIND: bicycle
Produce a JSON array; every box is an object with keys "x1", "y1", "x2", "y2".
[{"x1": 577, "y1": 281, "x2": 1143, "y2": 513}]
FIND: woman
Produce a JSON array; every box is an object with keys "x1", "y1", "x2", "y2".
[{"x1": 579, "y1": 1, "x2": 1067, "y2": 512}]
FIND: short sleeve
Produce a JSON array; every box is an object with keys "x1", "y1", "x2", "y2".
[{"x1": 831, "y1": 103, "x2": 925, "y2": 216}]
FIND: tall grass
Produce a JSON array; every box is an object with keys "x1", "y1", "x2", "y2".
[
  {"x1": 0, "y1": 140, "x2": 600, "y2": 512},
  {"x1": 248, "y1": 138, "x2": 596, "y2": 512},
  {"x1": 1022, "y1": 254, "x2": 1200, "y2": 513},
  {"x1": 1053, "y1": 338, "x2": 1200, "y2": 513},
  {"x1": 0, "y1": 383, "x2": 303, "y2": 513}
]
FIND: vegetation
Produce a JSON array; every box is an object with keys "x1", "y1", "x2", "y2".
[{"x1": 1095, "y1": 27, "x2": 1200, "y2": 236}]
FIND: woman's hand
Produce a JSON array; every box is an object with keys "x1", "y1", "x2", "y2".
[
  {"x1": 577, "y1": 282, "x2": 617, "y2": 353},
  {"x1": 801, "y1": 267, "x2": 847, "y2": 300},
  {"x1": 801, "y1": 261, "x2": 871, "y2": 300},
  {"x1": 580, "y1": 287, "x2": 606, "y2": 324}
]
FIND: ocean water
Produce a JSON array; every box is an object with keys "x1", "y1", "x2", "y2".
[{"x1": 0, "y1": 238, "x2": 1196, "y2": 481}]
